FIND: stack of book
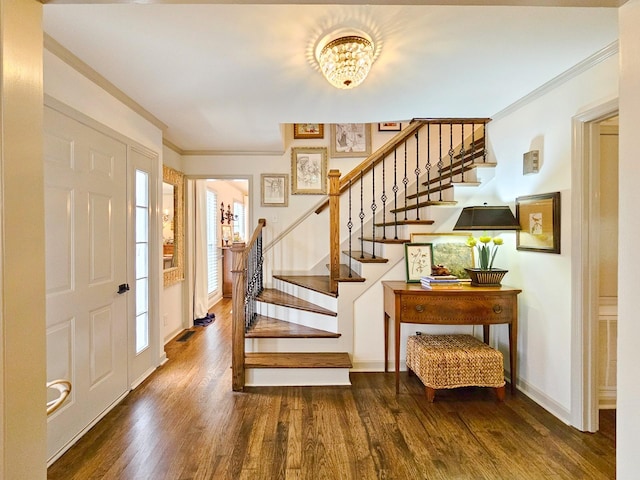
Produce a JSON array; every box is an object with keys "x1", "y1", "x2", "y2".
[{"x1": 420, "y1": 275, "x2": 464, "y2": 289}]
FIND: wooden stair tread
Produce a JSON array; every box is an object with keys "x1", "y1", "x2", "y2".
[
  {"x1": 391, "y1": 201, "x2": 457, "y2": 214},
  {"x1": 245, "y1": 352, "x2": 352, "y2": 369},
  {"x1": 246, "y1": 315, "x2": 340, "y2": 338},
  {"x1": 273, "y1": 275, "x2": 337, "y2": 298},
  {"x1": 343, "y1": 251, "x2": 388, "y2": 263},
  {"x1": 408, "y1": 182, "x2": 480, "y2": 200},
  {"x1": 324, "y1": 264, "x2": 366, "y2": 282},
  {"x1": 360, "y1": 237, "x2": 409, "y2": 244},
  {"x1": 374, "y1": 220, "x2": 434, "y2": 227},
  {"x1": 257, "y1": 288, "x2": 337, "y2": 316}
]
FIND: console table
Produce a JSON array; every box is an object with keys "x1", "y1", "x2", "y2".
[{"x1": 382, "y1": 281, "x2": 521, "y2": 393}]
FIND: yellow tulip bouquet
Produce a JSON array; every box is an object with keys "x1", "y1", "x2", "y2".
[{"x1": 466, "y1": 235, "x2": 504, "y2": 270}]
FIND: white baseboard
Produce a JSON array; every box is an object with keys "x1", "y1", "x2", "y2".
[{"x1": 515, "y1": 375, "x2": 571, "y2": 425}]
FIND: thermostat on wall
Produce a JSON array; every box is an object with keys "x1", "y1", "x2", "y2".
[{"x1": 523, "y1": 150, "x2": 540, "y2": 175}]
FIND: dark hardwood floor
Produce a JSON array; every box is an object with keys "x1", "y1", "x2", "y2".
[{"x1": 48, "y1": 298, "x2": 616, "y2": 480}]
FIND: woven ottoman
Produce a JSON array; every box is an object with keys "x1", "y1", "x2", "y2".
[{"x1": 406, "y1": 334, "x2": 505, "y2": 402}]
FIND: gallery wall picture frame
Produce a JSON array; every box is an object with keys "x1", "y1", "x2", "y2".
[
  {"x1": 516, "y1": 191, "x2": 561, "y2": 253},
  {"x1": 293, "y1": 123, "x2": 324, "y2": 139},
  {"x1": 404, "y1": 242, "x2": 434, "y2": 283},
  {"x1": 410, "y1": 232, "x2": 474, "y2": 279},
  {"x1": 291, "y1": 147, "x2": 328, "y2": 195},
  {"x1": 378, "y1": 122, "x2": 402, "y2": 132},
  {"x1": 330, "y1": 123, "x2": 371, "y2": 158},
  {"x1": 260, "y1": 173, "x2": 288, "y2": 207}
]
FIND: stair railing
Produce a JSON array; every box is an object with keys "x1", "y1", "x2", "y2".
[
  {"x1": 326, "y1": 118, "x2": 490, "y2": 291},
  {"x1": 231, "y1": 218, "x2": 266, "y2": 391}
]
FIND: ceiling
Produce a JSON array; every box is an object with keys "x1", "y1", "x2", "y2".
[{"x1": 42, "y1": 2, "x2": 619, "y2": 154}]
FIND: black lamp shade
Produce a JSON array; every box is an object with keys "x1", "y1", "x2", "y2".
[{"x1": 453, "y1": 205, "x2": 521, "y2": 231}]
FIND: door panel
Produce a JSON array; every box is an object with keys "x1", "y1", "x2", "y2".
[{"x1": 45, "y1": 106, "x2": 128, "y2": 460}]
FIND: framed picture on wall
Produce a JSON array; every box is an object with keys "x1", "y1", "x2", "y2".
[
  {"x1": 260, "y1": 173, "x2": 288, "y2": 207},
  {"x1": 330, "y1": 123, "x2": 371, "y2": 157},
  {"x1": 293, "y1": 123, "x2": 324, "y2": 139},
  {"x1": 404, "y1": 243, "x2": 434, "y2": 283},
  {"x1": 291, "y1": 147, "x2": 327, "y2": 194},
  {"x1": 378, "y1": 122, "x2": 402, "y2": 132},
  {"x1": 410, "y1": 232, "x2": 474, "y2": 279},
  {"x1": 516, "y1": 192, "x2": 561, "y2": 253}
]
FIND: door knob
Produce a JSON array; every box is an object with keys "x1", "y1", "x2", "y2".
[{"x1": 117, "y1": 283, "x2": 130, "y2": 294}]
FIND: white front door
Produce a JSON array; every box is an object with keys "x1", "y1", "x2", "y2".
[{"x1": 44, "y1": 106, "x2": 129, "y2": 461}]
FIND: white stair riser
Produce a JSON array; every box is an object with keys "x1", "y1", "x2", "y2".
[
  {"x1": 245, "y1": 337, "x2": 343, "y2": 353},
  {"x1": 255, "y1": 302, "x2": 338, "y2": 332},
  {"x1": 245, "y1": 367, "x2": 351, "y2": 387}
]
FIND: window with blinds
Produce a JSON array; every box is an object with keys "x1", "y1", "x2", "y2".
[
  {"x1": 233, "y1": 200, "x2": 246, "y2": 242},
  {"x1": 206, "y1": 189, "x2": 218, "y2": 294}
]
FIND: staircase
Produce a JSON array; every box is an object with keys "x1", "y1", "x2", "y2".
[{"x1": 232, "y1": 118, "x2": 494, "y2": 391}]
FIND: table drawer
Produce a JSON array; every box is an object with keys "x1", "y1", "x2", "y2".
[{"x1": 400, "y1": 294, "x2": 514, "y2": 324}]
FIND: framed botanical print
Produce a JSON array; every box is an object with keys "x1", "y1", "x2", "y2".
[
  {"x1": 260, "y1": 173, "x2": 288, "y2": 207},
  {"x1": 404, "y1": 243, "x2": 434, "y2": 283},
  {"x1": 291, "y1": 147, "x2": 327, "y2": 194},
  {"x1": 330, "y1": 123, "x2": 371, "y2": 157},
  {"x1": 516, "y1": 192, "x2": 561, "y2": 253}
]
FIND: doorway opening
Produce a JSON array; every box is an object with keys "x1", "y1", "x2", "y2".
[
  {"x1": 185, "y1": 176, "x2": 251, "y2": 324},
  {"x1": 571, "y1": 100, "x2": 618, "y2": 433}
]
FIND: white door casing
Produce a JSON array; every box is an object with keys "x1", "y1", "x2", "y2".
[{"x1": 44, "y1": 106, "x2": 129, "y2": 461}]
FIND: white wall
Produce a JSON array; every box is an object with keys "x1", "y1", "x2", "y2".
[
  {"x1": 183, "y1": 125, "x2": 408, "y2": 278},
  {"x1": 617, "y1": 1, "x2": 640, "y2": 475},
  {"x1": 487, "y1": 55, "x2": 619, "y2": 418}
]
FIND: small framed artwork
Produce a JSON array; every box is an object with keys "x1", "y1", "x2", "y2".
[
  {"x1": 293, "y1": 123, "x2": 324, "y2": 139},
  {"x1": 260, "y1": 173, "x2": 288, "y2": 207},
  {"x1": 516, "y1": 192, "x2": 561, "y2": 253},
  {"x1": 291, "y1": 147, "x2": 327, "y2": 195},
  {"x1": 378, "y1": 122, "x2": 402, "y2": 132},
  {"x1": 410, "y1": 233, "x2": 474, "y2": 279},
  {"x1": 330, "y1": 123, "x2": 371, "y2": 158},
  {"x1": 404, "y1": 243, "x2": 434, "y2": 283}
]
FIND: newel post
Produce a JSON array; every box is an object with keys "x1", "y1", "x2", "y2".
[
  {"x1": 328, "y1": 169, "x2": 341, "y2": 294},
  {"x1": 231, "y1": 241, "x2": 247, "y2": 391}
]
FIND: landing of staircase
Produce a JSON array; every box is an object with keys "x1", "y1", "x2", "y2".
[
  {"x1": 245, "y1": 352, "x2": 352, "y2": 368},
  {"x1": 246, "y1": 315, "x2": 340, "y2": 338}
]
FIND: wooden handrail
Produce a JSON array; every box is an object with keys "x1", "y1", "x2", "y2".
[
  {"x1": 315, "y1": 118, "x2": 491, "y2": 215},
  {"x1": 315, "y1": 120, "x2": 427, "y2": 214},
  {"x1": 231, "y1": 218, "x2": 266, "y2": 391},
  {"x1": 47, "y1": 379, "x2": 71, "y2": 416}
]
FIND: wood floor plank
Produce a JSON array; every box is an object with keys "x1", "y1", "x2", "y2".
[{"x1": 47, "y1": 298, "x2": 616, "y2": 480}]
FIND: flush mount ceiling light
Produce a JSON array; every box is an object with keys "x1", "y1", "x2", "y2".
[{"x1": 316, "y1": 30, "x2": 375, "y2": 89}]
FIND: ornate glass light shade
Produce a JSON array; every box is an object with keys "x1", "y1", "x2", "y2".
[{"x1": 316, "y1": 35, "x2": 374, "y2": 89}]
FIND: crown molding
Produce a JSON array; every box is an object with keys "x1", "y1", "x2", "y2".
[
  {"x1": 180, "y1": 149, "x2": 286, "y2": 157},
  {"x1": 162, "y1": 138, "x2": 184, "y2": 155},
  {"x1": 493, "y1": 40, "x2": 619, "y2": 121},
  {"x1": 44, "y1": 33, "x2": 168, "y2": 132}
]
